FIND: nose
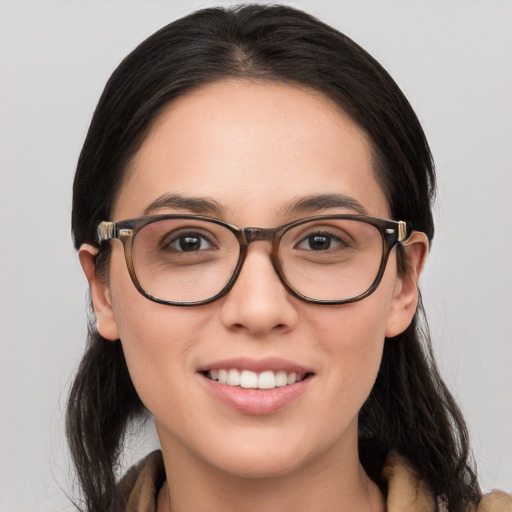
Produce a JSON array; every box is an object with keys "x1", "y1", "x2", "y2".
[{"x1": 218, "y1": 242, "x2": 299, "y2": 337}]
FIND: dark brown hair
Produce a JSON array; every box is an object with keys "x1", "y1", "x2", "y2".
[{"x1": 68, "y1": 5, "x2": 481, "y2": 511}]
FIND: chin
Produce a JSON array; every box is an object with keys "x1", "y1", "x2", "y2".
[
  {"x1": 195, "y1": 426, "x2": 332, "y2": 480},
  {"x1": 210, "y1": 449, "x2": 309, "y2": 480}
]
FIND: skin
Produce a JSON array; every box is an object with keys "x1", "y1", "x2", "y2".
[{"x1": 80, "y1": 80, "x2": 427, "y2": 512}]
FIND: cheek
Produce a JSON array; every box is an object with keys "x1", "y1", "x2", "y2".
[
  {"x1": 312, "y1": 315, "x2": 384, "y2": 446},
  {"x1": 107, "y1": 256, "x2": 202, "y2": 414},
  {"x1": 337, "y1": 310, "x2": 386, "y2": 405},
  {"x1": 114, "y1": 305, "x2": 205, "y2": 426},
  {"x1": 308, "y1": 277, "x2": 395, "y2": 413},
  {"x1": 323, "y1": 303, "x2": 386, "y2": 382}
]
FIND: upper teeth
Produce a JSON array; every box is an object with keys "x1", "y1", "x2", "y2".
[{"x1": 208, "y1": 369, "x2": 305, "y2": 389}]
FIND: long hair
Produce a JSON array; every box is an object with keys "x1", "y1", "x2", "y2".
[{"x1": 68, "y1": 5, "x2": 481, "y2": 511}]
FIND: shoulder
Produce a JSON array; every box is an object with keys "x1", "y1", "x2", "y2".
[
  {"x1": 382, "y1": 452, "x2": 512, "y2": 512},
  {"x1": 117, "y1": 450, "x2": 166, "y2": 512},
  {"x1": 477, "y1": 490, "x2": 512, "y2": 512}
]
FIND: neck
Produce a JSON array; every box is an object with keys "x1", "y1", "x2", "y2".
[{"x1": 156, "y1": 429, "x2": 385, "y2": 512}]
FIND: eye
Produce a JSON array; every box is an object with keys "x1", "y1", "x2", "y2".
[
  {"x1": 163, "y1": 231, "x2": 215, "y2": 252},
  {"x1": 295, "y1": 231, "x2": 348, "y2": 251}
]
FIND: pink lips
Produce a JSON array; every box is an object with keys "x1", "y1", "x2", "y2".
[{"x1": 198, "y1": 357, "x2": 313, "y2": 415}]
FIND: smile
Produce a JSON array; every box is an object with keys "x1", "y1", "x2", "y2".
[
  {"x1": 206, "y1": 369, "x2": 308, "y2": 389},
  {"x1": 199, "y1": 358, "x2": 314, "y2": 414}
]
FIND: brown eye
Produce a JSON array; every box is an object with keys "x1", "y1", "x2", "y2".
[
  {"x1": 162, "y1": 231, "x2": 215, "y2": 252},
  {"x1": 295, "y1": 231, "x2": 348, "y2": 251}
]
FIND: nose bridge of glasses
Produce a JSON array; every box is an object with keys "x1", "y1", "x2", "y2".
[{"x1": 242, "y1": 227, "x2": 278, "y2": 244}]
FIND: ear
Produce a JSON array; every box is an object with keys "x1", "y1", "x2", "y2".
[
  {"x1": 79, "y1": 244, "x2": 120, "y2": 341},
  {"x1": 385, "y1": 232, "x2": 429, "y2": 338}
]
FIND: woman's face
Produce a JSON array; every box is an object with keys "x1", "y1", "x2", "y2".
[{"x1": 83, "y1": 80, "x2": 422, "y2": 479}]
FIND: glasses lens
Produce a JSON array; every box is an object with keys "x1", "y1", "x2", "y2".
[
  {"x1": 279, "y1": 218, "x2": 383, "y2": 301},
  {"x1": 132, "y1": 218, "x2": 240, "y2": 303}
]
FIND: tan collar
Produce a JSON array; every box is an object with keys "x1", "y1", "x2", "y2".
[
  {"x1": 119, "y1": 450, "x2": 512, "y2": 512},
  {"x1": 119, "y1": 450, "x2": 165, "y2": 512},
  {"x1": 382, "y1": 452, "x2": 436, "y2": 511}
]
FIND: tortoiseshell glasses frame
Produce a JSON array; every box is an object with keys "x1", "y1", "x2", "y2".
[{"x1": 96, "y1": 214, "x2": 414, "y2": 307}]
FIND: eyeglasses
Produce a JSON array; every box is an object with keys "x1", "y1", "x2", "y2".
[{"x1": 96, "y1": 214, "x2": 413, "y2": 306}]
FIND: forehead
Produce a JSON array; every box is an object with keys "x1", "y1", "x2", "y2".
[{"x1": 113, "y1": 80, "x2": 389, "y2": 222}]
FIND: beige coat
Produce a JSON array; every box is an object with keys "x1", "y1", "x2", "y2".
[{"x1": 119, "y1": 450, "x2": 512, "y2": 511}]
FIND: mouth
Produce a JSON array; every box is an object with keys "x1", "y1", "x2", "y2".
[
  {"x1": 203, "y1": 368, "x2": 312, "y2": 390},
  {"x1": 198, "y1": 357, "x2": 314, "y2": 414}
]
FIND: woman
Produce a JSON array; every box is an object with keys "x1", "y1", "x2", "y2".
[{"x1": 67, "y1": 5, "x2": 511, "y2": 512}]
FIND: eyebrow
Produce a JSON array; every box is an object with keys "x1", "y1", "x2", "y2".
[
  {"x1": 143, "y1": 192, "x2": 367, "y2": 219},
  {"x1": 144, "y1": 193, "x2": 225, "y2": 216},
  {"x1": 282, "y1": 193, "x2": 367, "y2": 216}
]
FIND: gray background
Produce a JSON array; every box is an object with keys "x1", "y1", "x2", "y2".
[{"x1": 1, "y1": 1, "x2": 511, "y2": 510}]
